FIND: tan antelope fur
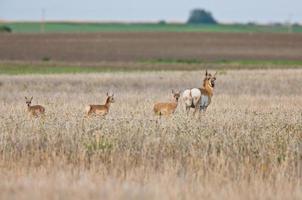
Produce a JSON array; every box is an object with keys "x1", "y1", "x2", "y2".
[
  {"x1": 25, "y1": 96, "x2": 45, "y2": 117},
  {"x1": 86, "y1": 93, "x2": 115, "y2": 116},
  {"x1": 183, "y1": 70, "x2": 217, "y2": 114},
  {"x1": 153, "y1": 90, "x2": 181, "y2": 116}
]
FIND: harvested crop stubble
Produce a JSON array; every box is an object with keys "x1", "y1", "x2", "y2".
[{"x1": 0, "y1": 69, "x2": 301, "y2": 200}]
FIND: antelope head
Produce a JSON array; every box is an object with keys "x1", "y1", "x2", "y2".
[
  {"x1": 171, "y1": 89, "x2": 181, "y2": 102},
  {"x1": 204, "y1": 70, "x2": 217, "y2": 88},
  {"x1": 25, "y1": 96, "x2": 33, "y2": 107},
  {"x1": 106, "y1": 92, "x2": 115, "y2": 103}
]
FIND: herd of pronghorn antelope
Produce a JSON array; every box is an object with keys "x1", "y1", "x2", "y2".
[{"x1": 25, "y1": 70, "x2": 217, "y2": 117}]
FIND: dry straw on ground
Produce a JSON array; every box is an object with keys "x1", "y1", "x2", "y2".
[{"x1": 0, "y1": 69, "x2": 301, "y2": 200}]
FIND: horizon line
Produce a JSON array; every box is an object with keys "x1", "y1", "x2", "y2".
[{"x1": 0, "y1": 19, "x2": 300, "y2": 26}]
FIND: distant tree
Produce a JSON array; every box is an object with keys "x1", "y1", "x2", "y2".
[
  {"x1": 158, "y1": 20, "x2": 166, "y2": 25},
  {"x1": 0, "y1": 25, "x2": 12, "y2": 33},
  {"x1": 247, "y1": 22, "x2": 257, "y2": 26},
  {"x1": 187, "y1": 9, "x2": 217, "y2": 24}
]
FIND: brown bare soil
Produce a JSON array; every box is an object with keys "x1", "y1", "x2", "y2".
[{"x1": 1, "y1": 32, "x2": 302, "y2": 62}]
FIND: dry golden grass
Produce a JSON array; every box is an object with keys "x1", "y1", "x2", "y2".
[{"x1": 0, "y1": 69, "x2": 301, "y2": 200}]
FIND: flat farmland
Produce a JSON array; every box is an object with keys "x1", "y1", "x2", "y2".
[
  {"x1": 4, "y1": 22, "x2": 302, "y2": 33},
  {"x1": 1, "y1": 30, "x2": 302, "y2": 200},
  {"x1": 1, "y1": 32, "x2": 302, "y2": 64}
]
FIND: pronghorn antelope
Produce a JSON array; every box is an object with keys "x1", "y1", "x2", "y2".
[
  {"x1": 86, "y1": 93, "x2": 115, "y2": 116},
  {"x1": 183, "y1": 70, "x2": 217, "y2": 114},
  {"x1": 153, "y1": 90, "x2": 181, "y2": 116},
  {"x1": 25, "y1": 96, "x2": 45, "y2": 117}
]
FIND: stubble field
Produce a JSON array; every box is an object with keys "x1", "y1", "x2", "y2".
[{"x1": 0, "y1": 69, "x2": 301, "y2": 199}]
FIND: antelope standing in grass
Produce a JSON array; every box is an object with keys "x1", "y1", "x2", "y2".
[
  {"x1": 86, "y1": 93, "x2": 115, "y2": 116},
  {"x1": 25, "y1": 96, "x2": 45, "y2": 117},
  {"x1": 153, "y1": 90, "x2": 181, "y2": 116},
  {"x1": 183, "y1": 70, "x2": 217, "y2": 115}
]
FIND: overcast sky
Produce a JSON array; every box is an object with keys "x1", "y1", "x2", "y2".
[{"x1": 1, "y1": 0, "x2": 301, "y2": 23}]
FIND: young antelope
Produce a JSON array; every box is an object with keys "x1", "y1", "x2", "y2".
[
  {"x1": 25, "y1": 96, "x2": 45, "y2": 117},
  {"x1": 153, "y1": 90, "x2": 180, "y2": 116},
  {"x1": 86, "y1": 93, "x2": 115, "y2": 116}
]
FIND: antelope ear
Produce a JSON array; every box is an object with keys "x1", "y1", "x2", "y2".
[
  {"x1": 205, "y1": 69, "x2": 208, "y2": 76},
  {"x1": 25, "y1": 97, "x2": 27, "y2": 100},
  {"x1": 106, "y1": 92, "x2": 109, "y2": 96},
  {"x1": 214, "y1": 71, "x2": 217, "y2": 77},
  {"x1": 112, "y1": 93, "x2": 114, "y2": 97},
  {"x1": 172, "y1": 89, "x2": 175, "y2": 94},
  {"x1": 30, "y1": 96, "x2": 33, "y2": 100}
]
